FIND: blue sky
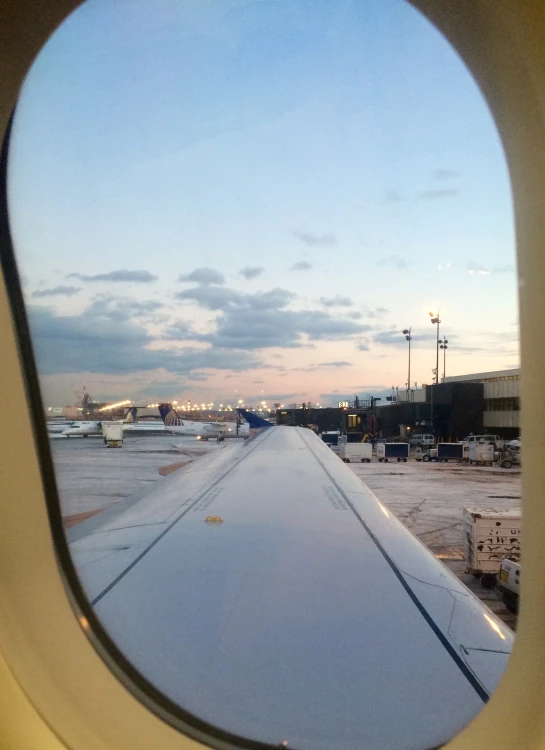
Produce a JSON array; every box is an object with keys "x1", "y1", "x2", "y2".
[{"x1": 7, "y1": 0, "x2": 518, "y2": 407}]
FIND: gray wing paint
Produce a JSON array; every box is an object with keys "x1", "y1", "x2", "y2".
[{"x1": 70, "y1": 426, "x2": 512, "y2": 750}]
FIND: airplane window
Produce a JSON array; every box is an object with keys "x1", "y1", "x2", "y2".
[{"x1": 4, "y1": 0, "x2": 519, "y2": 747}]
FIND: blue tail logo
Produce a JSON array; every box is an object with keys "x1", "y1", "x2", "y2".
[
  {"x1": 237, "y1": 408, "x2": 273, "y2": 429},
  {"x1": 126, "y1": 406, "x2": 138, "y2": 423},
  {"x1": 158, "y1": 403, "x2": 184, "y2": 427}
]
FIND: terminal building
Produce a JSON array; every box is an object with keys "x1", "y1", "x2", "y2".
[{"x1": 276, "y1": 368, "x2": 520, "y2": 441}]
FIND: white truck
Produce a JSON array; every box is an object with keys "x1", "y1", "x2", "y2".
[
  {"x1": 496, "y1": 558, "x2": 520, "y2": 613},
  {"x1": 463, "y1": 507, "x2": 521, "y2": 588},
  {"x1": 339, "y1": 443, "x2": 372, "y2": 463}
]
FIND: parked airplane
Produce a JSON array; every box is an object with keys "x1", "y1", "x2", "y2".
[
  {"x1": 61, "y1": 420, "x2": 103, "y2": 437},
  {"x1": 158, "y1": 402, "x2": 250, "y2": 439}
]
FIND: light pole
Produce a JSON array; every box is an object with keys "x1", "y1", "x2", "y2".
[
  {"x1": 403, "y1": 328, "x2": 412, "y2": 401},
  {"x1": 429, "y1": 310, "x2": 441, "y2": 384},
  {"x1": 439, "y1": 339, "x2": 448, "y2": 382},
  {"x1": 429, "y1": 309, "x2": 441, "y2": 434}
]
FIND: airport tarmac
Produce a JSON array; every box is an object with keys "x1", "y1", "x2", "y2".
[{"x1": 49, "y1": 434, "x2": 520, "y2": 626}]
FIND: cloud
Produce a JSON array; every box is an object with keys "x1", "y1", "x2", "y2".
[
  {"x1": 383, "y1": 190, "x2": 404, "y2": 203},
  {"x1": 319, "y1": 295, "x2": 353, "y2": 308},
  {"x1": 290, "y1": 261, "x2": 313, "y2": 271},
  {"x1": 200, "y1": 309, "x2": 371, "y2": 350},
  {"x1": 27, "y1": 304, "x2": 261, "y2": 376},
  {"x1": 492, "y1": 264, "x2": 515, "y2": 274},
  {"x1": 374, "y1": 329, "x2": 436, "y2": 346},
  {"x1": 357, "y1": 307, "x2": 389, "y2": 320},
  {"x1": 67, "y1": 269, "x2": 157, "y2": 283},
  {"x1": 356, "y1": 340, "x2": 370, "y2": 351},
  {"x1": 162, "y1": 320, "x2": 198, "y2": 340},
  {"x1": 177, "y1": 267, "x2": 225, "y2": 285},
  {"x1": 348, "y1": 311, "x2": 363, "y2": 320},
  {"x1": 418, "y1": 189, "x2": 459, "y2": 200},
  {"x1": 31, "y1": 285, "x2": 81, "y2": 298},
  {"x1": 239, "y1": 266, "x2": 264, "y2": 280},
  {"x1": 252, "y1": 379, "x2": 265, "y2": 384},
  {"x1": 293, "y1": 231, "x2": 337, "y2": 248},
  {"x1": 468, "y1": 262, "x2": 490, "y2": 276},
  {"x1": 176, "y1": 286, "x2": 296, "y2": 311},
  {"x1": 433, "y1": 168, "x2": 459, "y2": 180},
  {"x1": 377, "y1": 254, "x2": 409, "y2": 270},
  {"x1": 173, "y1": 285, "x2": 371, "y2": 350},
  {"x1": 84, "y1": 295, "x2": 166, "y2": 322},
  {"x1": 293, "y1": 361, "x2": 352, "y2": 372}
]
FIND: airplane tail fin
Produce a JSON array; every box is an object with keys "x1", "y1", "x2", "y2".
[
  {"x1": 126, "y1": 406, "x2": 138, "y2": 423},
  {"x1": 158, "y1": 402, "x2": 183, "y2": 427},
  {"x1": 237, "y1": 408, "x2": 274, "y2": 429}
]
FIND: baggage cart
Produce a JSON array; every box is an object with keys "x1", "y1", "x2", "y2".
[
  {"x1": 339, "y1": 443, "x2": 372, "y2": 463},
  {"x1": 377, "y1": 442, "x2": 409, "y2": 463}
]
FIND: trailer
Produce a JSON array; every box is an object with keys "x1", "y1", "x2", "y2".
[
  {"x1": 468, "y1": 442, "x2": 495, "y2": 466},
  {"x1": 377, "y1": 442, "x2": 409, "y2": 463},
  {"x1": 463, "y1": 507, "x2": 521, "y2": 588},
  {"x1": 339, "y1": 442, "x2": 372, "y2": 463},
  {"x1": 321, "y1": 431, "x2": 340, "y2": 446},
  {"x1": 437, "y1": 443, "x2": 464, "y2": 462},
  {"x1": 102, "y1": 422, "x2": 124, "y2": 448}
]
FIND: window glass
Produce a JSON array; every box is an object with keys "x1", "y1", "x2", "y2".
[{"x1": 6, "y1": 0, "x2": 519, "y2": 747}]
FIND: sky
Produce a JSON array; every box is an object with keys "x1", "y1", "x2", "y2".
[{"x1": 7, "y1": 0, "x2": 519, "y2": 408}]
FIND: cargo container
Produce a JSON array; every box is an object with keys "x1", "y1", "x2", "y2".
[
  {"x1": 468, "y1": 442, "x2": 495, "y2": 465},
  {"x1": 339, "y1": 443, "x2": 372, "y2": 463},
  {"x1": 463, "y1": 507, "x2": 521, "y2": 587},
  {"x1": 102, "y1": 422, "x2": 124, "y2": 448},
  {"x1": 377, "y1": 442, "x2": 409, "y2": 463},
  {"x1": 437, "y1": 443, "x2": 464, "y2": 462}
]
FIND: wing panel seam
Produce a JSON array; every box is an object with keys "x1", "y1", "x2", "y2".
[{"x1": 296, "y1": 429, "x2": 489, "y2": 703}]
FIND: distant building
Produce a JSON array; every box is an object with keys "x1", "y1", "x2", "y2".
[
  {"x1": 444, "y1": 368, "x2": 520, "y2": 435},
  {"x1": 276, "y1": 368, "x2": 520, "y2": 441}
]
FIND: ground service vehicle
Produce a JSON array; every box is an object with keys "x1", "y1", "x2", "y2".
[
  {"x1": 496, "y1": 559, "x2": 521, "y2": 614},
  {"x1": 409, "y1": 433, "x2": 435, "y2": 448}
]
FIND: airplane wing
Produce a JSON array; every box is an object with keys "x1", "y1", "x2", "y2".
[{"x1": 69, "y1": 426, "x2": 512, "y2": 750}]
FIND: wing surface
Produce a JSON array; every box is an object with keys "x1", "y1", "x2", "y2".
[{"x1": 70, "y1": 426, "x2": 512, "y2": 750}]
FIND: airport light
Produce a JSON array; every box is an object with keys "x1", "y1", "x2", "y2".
[
  {"x1": 429, "y1": 310, "x2": 441, "y2": 385},
  {"x1": 402, "y1": 328, "x2": 412, "y2": 401},
  {"x1": 429, "y1": 309, "x2": 441, "y2": 435},
  {"x1": 99, "y1": 399, "x2": 132, "y2": 412},
  {"x1": 439, "y1": 339, "x2": 449, "y2": 382}
]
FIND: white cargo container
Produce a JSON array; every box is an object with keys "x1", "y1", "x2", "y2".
[
  {"x1": 463, "y1": 507, "x2": 521, "y2": 587},
  {"x1": 468, "y1": 442, "x2": 495, "y2": 465},
  {"x1": 102, "y1": 422, "x2": 124, "y2": 447},
  {"x1": 339, "y1": 443, "x2": 372, "y2": 463}
]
